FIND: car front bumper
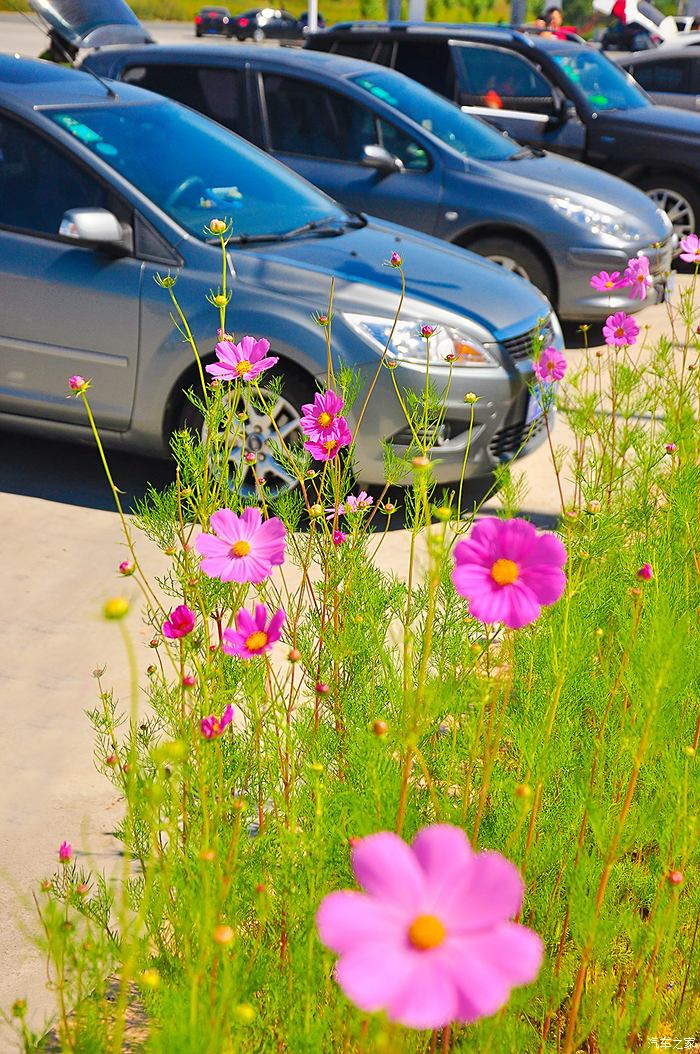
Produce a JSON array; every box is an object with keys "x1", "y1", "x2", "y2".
[{"x1": 558, "y1": 237, "x2": 674, "y2": 320}]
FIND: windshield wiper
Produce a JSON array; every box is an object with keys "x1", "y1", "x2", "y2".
[
  {"x1": 508, "y1": 146, "x2": 543, "y2": 160},
  {"x1": 228, "y1": 214, "x2": 365, "y2": 246}
]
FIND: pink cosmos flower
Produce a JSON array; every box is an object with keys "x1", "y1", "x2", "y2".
[
  {"x1": 452, "y1": 517, "x2": 567, "y2": 630},
  {"x1": 195, "y1": 507, "x2": 285, "y2": 584},
  {"x1": 332, "y1": 530, "x2": 347, "y2": 546},
  {"x1": 68, "y1": 375, "x2": 87, "y2": 391},
  {"x1": 58, "y1": 841, "x2": 72, "y2": 863},
  {"x1": 205, "y1": 336, "x2": 279, "y2": 383},
  {"x1": 316, "y1": 824, "x2": 543, "y2": 1030},
  {"x1": 637, "y1": 562, "x2": 653, "y2": 580},
  {"x1": 623, "y1": 256, "x2": 652, "y2": 301},
  {"x1": 222, "y1": 604, "x2": 286, "y2": 660},
  {"x1": 345, "y1": 491, "x2": 374, "y2": 513},
  {"x1": 162, "y1": 604, "x2": 196, "y2": 639},
  {"x1": 182, "y1": 673, "x2": 196, "y2": 687},
  {"x1": 590, "y1": 270, "x2": 624, "y2": 292},
  {"x1": 300, "y1": 390, "x2": 345, "y2": 441},
  {"x1": 200, "y1": 704, "x2": 235, "y2": 739},
  {"x1": 603, "y1": 312, "x2": 639, "y2": 347},
  {"x1": 304, "y1": 418, "x2": 352, "y2": 462},
  {"x1": 533, "y1": 346, "x2": 567, "y2": 384},
  {"x1": 679, "y1": 233, "x2": 700, "y2": 264},
  {"x1": 665, "y1": 443, "x2": 677, "y2": 453}
]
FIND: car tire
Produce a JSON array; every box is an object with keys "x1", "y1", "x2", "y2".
[
  {"x1": 195, "y1": 29, "x2": 202, "y2": 36},
  {"x1": 253, "y1": 27, "x2": 265, "y2": 41},
  {"x1": 176, "y1": 364, "x2": 312, "y2": 498},
  {"x1": 636, "y1": 174, "x2": 699, "y2": 247},
  {"x1": 462, "y1": 236, "x2": 555, "y2": 305}
]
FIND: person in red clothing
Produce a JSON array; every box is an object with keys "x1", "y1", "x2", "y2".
[{"x1": 543, "y1": 5, "x2": 580, "y2": 37}]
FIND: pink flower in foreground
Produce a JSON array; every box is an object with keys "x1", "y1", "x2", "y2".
[
  {"x1": 205, "y1": 336, "x2": 279, "y2": 383},
  {"x1": 304, "y1": 418, "x2": 352, "y2": 462},
  {"x1": 200, "y1": 704, "x2": 235, "y2": 739},
  {"x1": 679, "y1": 233, "x2": 700, "y2": 265},
  {"x1": 316, "y1": 824, "x2": 543, "y2": 1030},
  {"x1": 300, "y1": 389, "x2": 345, "y2": 441},
  {"x1": 623, "y1": 256, "x2": 652, "y2": 301},
  {"x1": 603, "y1": 312, "x2": 639, "y2": 347},
  {"x1": 222, "y1": 604, "x2": 285, "y2": 660},
  {"x1": 162, "y1": 604, "x2": 196, "y2": 639},
  {"x1": 533, "y1": 346, "x2": 567, "y2": 384},
  {"x1": 58, "y1": 842, "x2": 72, "y2": 863},
  {"x1": 195, "y1": 507, "x2": 285, "y2": 584},
  {"x1": 452, "y1": 517, "x2": 567, "y2": 630},
  {"x1": 637, "y1": 562, "x2": 653, "y2": 581},
  {"x1": 332, "y1": 530, "x2": 347, "y2": 546},
  {"x1": 345, "y1": 491, "x2": 374, "y2": 513},
  {"x1": 68, "y1": 375, "x2": 87, "y2": 391},
  {"x1": 590, "y1": 270, "x2": 623, "y2": 292}
]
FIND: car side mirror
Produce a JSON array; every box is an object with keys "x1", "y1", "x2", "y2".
[
  {"x1": 361, "y1": 144, "x2": 404, "y2": 176},
  {"x1": 548, "y1": 93, "x2": 573, "y2": 125},
  {"x1": 58, "y1": 208, "x2": 132, "y2": 253}
]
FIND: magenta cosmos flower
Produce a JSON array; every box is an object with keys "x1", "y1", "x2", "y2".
[
  {"x1": 316, "y1": 824, "x2": 543, "y2": 1030},
  {"x1": 533, "y1": 346, "x2": 567, "y2": 384},
  {"x1": 162, "y1": 604, "x2": 196, "y2": 639},
  {"x1": 195, "y1": 507, "x2": 285, "y2": 584},
  {"x1": 452, "y1": 517, "x2": 567, "y2": 629},
  {"x1": 623, "y1": 256, "x2": 652, "y2": 301},
  {"x1": 590, "y1": 270, "x2": 623, "y2": 292},
  {"x1": 200, "y1": 704, "x2": 234, "y2": 739},
  {"x1": 603, "y1": 311, "x2": 639, "y2": 347},
  {"x1": 300, "y1": 389, "x2": 345, "y2": 441},
  {"x1": 222, "y1": 604, "x2": 285, "y2": 659},
  {"x1": 58, "y1": 841, "x2": 72, "y2": 862},
  {"x1": 637, "y1": 562, "x2": 653, "y2": 581},
  {"x1": 679, "y1": 233, "x2": 700, "y2": 264},
  {"x1": 304, "y1": 418, "x2": 352, "y2": 462},
  {"x1": 205, "y1": 335, "x2": 279, "y2": 383}
]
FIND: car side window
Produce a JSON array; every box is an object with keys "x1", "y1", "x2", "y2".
[
  {"x1": 393, "y1": 42, "x2": 453, "y2": 98},
  {"x1": 330, "y1": 39, "x2": 377, "y2": 61},
  {"x1": 452, "y1": 45, "x2": 554, "y2": 113},
  {"x1": 632, "y1": 58, "x2": 693, "y2": 94},
  {"x1": 122, "y1": 64, "x2": 247, "y2": 136},
  {"x1": 376, "y1": 118, "x2": 430, "y2": 171},
  {"x1": 263, "y1": 74, "x2": 376, "y2": 161},
  {"x1": 0, "y1": 113, "x2": 111, "y2": 237}
]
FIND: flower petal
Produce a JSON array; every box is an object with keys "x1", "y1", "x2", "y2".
[
  {"x1": 439, "y1": 850, "x2": 525, "y2": 933},
  {"x1": 316, "y1": 891, "x2": 405, "y2": 954},
  {"x1": 334, "y1": 942, "x2": 415, "y2": 1014},
  {"x1": 411, "y1": 825, "x2": 475, "y2": 903},
  {"x1": 351, "y1": 832, "x2": 426, "y2": 907},
  {"x1": 385, "y1": 956, "x2": 460, "y2": 1030}
]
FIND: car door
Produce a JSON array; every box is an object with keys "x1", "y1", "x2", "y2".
[
  {"x1": 259, "y1": 72, "x2": 443, "y2": 233},
  {"x1": 0, "y1": 110, "x2": 142, "y2": 430},
  {"x1": 628, "y1": 55, "x2": 699, "y2": 109},
  {"x1": 449, "y1": 42, "x2": 587, "y2": 158}
]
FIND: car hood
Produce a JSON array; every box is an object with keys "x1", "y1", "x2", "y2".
[
  {"x1": 229, "y1": 218, "x2": 553, "y2": 343},
  {"x1": 29, "y1": 0, "x2": 154, "y2": 49},
  {"x1": 596, "y1": 102, "x2": 700, "y2": 138},
  {"x1": 481, "y1": 150, "x2": 667, "y2": 235}
]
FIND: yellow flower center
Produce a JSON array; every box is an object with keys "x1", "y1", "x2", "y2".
[
  {"x1": 245, "y1": 630, "x2": 268, "y2": 652},
  {"x1": 491, "y1": 558, "x2": 519, "y2": 586},
  {"x1": 547, "y1": 360, "x2": 555, "y2": 371},
  {"x1": 408, "y1": 914, "x2": 446, "y2": 950},
  {"x1": 235, "y1": 360, "x2": 252, "y2": 376},
  {"x1": 317, "y1": 411, "x2": 333, "y2": 427},
  {"x1": 323, "y1": 439, "x2": 338, "y2": 453},
  {"x1": 604, "y1": 280, "x2": 614, "y2": 288},
  {"x1": 231, "y1": 540, "x2": 252, "y2": 558},
  {"x1": 615, "y1": 326, "x2": 625, "y2": 338}
]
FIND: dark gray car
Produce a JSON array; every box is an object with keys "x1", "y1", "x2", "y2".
[
  {"x1": 0, "y1": 56, "x2": 562, "y2": 492},
  {"x1": 81, "y1": 44, "x2": 673, "y2": 320},
  {"x1": 617, "y1": 48, "x2": 700, "y2": 110}
]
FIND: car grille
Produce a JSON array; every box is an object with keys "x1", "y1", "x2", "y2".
[
  {"x1": 501, "y1": 317, "x2": 554, "y2": 364},
  {"x1": 489, "y1": 411, "x2": 547, "y2": 460}
]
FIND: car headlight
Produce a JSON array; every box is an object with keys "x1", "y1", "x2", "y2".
[
  {"x1": 344, "y1": 314, "x2": 499, "y2": 367},
  {"x1": 548, "y1": 195, "x2": 642, "y2": 241}
]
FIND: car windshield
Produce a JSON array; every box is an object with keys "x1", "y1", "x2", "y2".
[
  {"x1": 350, "y1": 70, "x2": 519, "y2": 161},
  {"x1": 44, "y1": 98, "x2": 350, "y2": 240},
  {"x1": 552, "y1": 50, "x2": 651, "y2": 111}
]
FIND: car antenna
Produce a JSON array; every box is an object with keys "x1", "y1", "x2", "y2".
[{"x1": 5, "y1": 0, "x2": 119, "y2": 98}]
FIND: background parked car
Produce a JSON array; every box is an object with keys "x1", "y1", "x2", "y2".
[
  {"x1": 82, "y1": 43, "x2": 672, "y2": 320},
  {"x1": 298, "y1": 9, "x2": 325, "y2": 33},
  {"x1": 306, "y1": 23, "x2": 700, "y2": 243},
  {"x1": 618, "y1": 46, "x2": 700, "y2": 109},
  {"x1": 194, "y1": 6, "x2": 231, "y2": 36},
  {"x1": 228, "y1": 8, "x2": 301, "y2": 41},
  {"x1": 0, "y1": 54, "x2": 562, "y2": 493}
]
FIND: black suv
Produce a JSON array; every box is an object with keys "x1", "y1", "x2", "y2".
[{"x1": 307, "y1": 22, "x2": 700, "y2": 240}]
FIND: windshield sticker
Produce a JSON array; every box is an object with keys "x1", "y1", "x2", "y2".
[
  {"x1": 95, "y1": 141, "x2": 118, "y2": 157},
  {"x1": 54, "y1": 114, "x2": 103, "y2": 145}
]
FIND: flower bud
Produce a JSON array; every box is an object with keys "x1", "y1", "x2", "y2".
[
  {"x1": 637, "y1": 563, "x2": 653, "y2": 581},
  {"x1": 244, "y1": 452, "x2": 257, "y2": 464},
  {"x1": 309, "y1": 503, "x2": 324, "y2": 518},
  {"x1": 412, "y1": 456, "x2": 430, "y2": 470},
  {"x1": 668, "y1": 870, "x2": 684, "y2": 886},
  {"x1": 665, "y1": 442, "x2": 677, "y2": 453},
  {"x1": 11, "y1": 1000, "x2": 26, "y2": 1019},
  {"x1": 213, "y1": 293, "x2": 228, "y2": 307},
  {"x1": 58, "y1": 841, "x2": 72, "y2": 863},
  {"x1": 288, "y1": 647, "x2": 302, "y2": 663},
  {"x1": 68, "y1": 375, "x2": 89, "y2": 392},
  {"x1": 233, "y1": 1003, "x2": 255, "y2": 1025},
  {"x1": 683, "y1": 745, "x2": 696, "y2": 758},
  {"x1": 434, "y1": 506, "x2": 452, "y2": 522},
  {"x1": 182, "y1": 674, "x2": 196, "y2": 687},
  {"x1": 420, "y1": 324, "x2": 436, "y2": 338},
  {"x1": 464, "y1": 392, "x2": 478, "y2": 404},
  {"x1": 515, "y1": 784, "x2": 532, "y2": 800},
  {"x1": 209, "y1": 218, "x2": 227, "y2": 235},
  {"x1": 140, "y1": 968, "x2": 161, "y2": 989},
  {"x1": 199, "y1": 848, "x2": 216, "y2": 862},
  {"x1": 372, "y1": 719, "x2": 389, "y2": 737},
  {"x1": 103, "y1": 597, "x2": 129, "y2": 620},
  {"x1": 315, "y1": 682, "x2": 329, "y2": 695},
  {"x1": 586, "y1": 499, "x2": 601, "y2": 514},
  {"x1": 381, "y1": 502, "x2": 397, "y2": 515},
  {"x1": 77, "y1": 883, "x2": 90, "y2": 896},
  {"x1": 213, "y1": 924, "x2": 235, "y2": 945},
  {"x1": 106, "y1": 754, "x2": 118, "y2": 766},
  {"x1": 118, "y1": 560, "x2": 135, "y2": 576},
  {"x1": 309, "y1": 762, "x2": 324, "y2": 774},
  {"x1": 388, "y1": 250, "x2": 403, "y2": 268},
  {"x1": 147, "y1": 664, "x2": 157, "y2": 676}
]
